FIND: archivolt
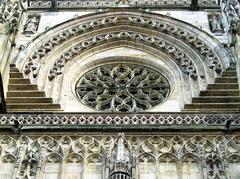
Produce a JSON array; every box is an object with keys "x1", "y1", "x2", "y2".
[{"x1": 14, "y1": 10, "x2": 232, "y2": 110}]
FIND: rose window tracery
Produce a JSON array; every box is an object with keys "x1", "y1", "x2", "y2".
[{"x1": 75, "y1": 64, "x2": 170, "y2": 112}]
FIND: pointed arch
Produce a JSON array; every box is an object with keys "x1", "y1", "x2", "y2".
[
  {"x1": 64, "y1": 153, "x2": 84, "y2": 179},
  {"x1": 228, "y1": 154, "x2": 240, "y2": 179},
  {"x1": 158, "y1": 153, "x2": 179, "y2": 179},
  {"x1": 42, "y1": 153, "x2": 63, "y2": 179},
  {"x1": 85, "y1": 153, "x2": 104, "y2": 179},
  {"x1": 0, "y1": 154, "x2": 16, "y2": 179},
  {"x1": 137, "y1": 153, "x2": 157, "y2": 179},
  {"x1": 181, "y1": 153, "x2": 202, "y2": 179}
]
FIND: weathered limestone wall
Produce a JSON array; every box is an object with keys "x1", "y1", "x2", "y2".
[{"x1": 0, "y1": 134, "x2": 239, "y2": 179}]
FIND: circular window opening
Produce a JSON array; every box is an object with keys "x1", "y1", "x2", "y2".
[{"x1": 75, "y1": 63, "x2": 171, "y2": 112}]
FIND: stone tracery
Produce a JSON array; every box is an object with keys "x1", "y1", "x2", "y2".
[
  {"x1": 75, "y1": 63, "x2": 170, "y2": 112},
  {"x1": 0, "y1": 134, "x2": 238, "y2": 179},
  {"x1": 10, "y1": 10, "x2": 233, "y2": 110}
]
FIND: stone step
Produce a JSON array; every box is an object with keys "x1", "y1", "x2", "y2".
[
  {"x1": 6, "y1": 103, "x2": 61, "y2": 110},
  {"x1": 6, "y1": 97, "x2": 53, "y2": 103},
  {"x1": 222, "y1": 71, "x2": 237, "y2": 77},
  {"x1": 10, "y1": 67, "x2": 20, "y2": 72},
  {"x1": 9, "y1": 72, "x2": 23, "y2": 78},
  {"x1": 7, "y1": 109, "x2": 63, "y2": 112},
  {"x1": 207, "y1": 83, "x2": 239, "y2": 90},
  {"x1": 227, "y1": 65, "x2": 236, "y2": 70},
  {"x1": 7, "y1": 91, "x2": 45, "y2": 97},
  {"x1": 184, "y1": 103, "x2": 240, "y2": 110},
  {"x1": 10, "y1": 64, "x2": 16, "y2": 68},
  {"x1": 192, "y1": 97, "x2": 240, "y2": 103},
  {"x1": 215, "y1": 77, "x2": 238, "y2": 83},
  {"x1": 182, "y1": 108, "x2": 239, "y2": 112},
  {"x1": 8, "y1": 84, "x2": 38, "y2": 91},
  {"x1": 200, "y1": 90, "x2": 240, "y2": 96},
  {"x1": 9, "y1": 78, "x2": 31, "y2": 84}
]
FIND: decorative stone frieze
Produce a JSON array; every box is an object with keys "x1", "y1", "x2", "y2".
[
  {"x1": 27, "y1": 0, "x2": 219, "y2": 9},
  {"x1": 198, "y1": 0, "x2": 219, "y2": 6},
  {"x1": 0, "y1": 134, "x2": 239, "y2": 179},
  {"x1": 0, "y1": 113, "x2": 238, "y2": 126}
]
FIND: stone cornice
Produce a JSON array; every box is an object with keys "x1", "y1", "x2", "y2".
[
  {"x1": 27, "y1": 0, "x2": 220, "y2": 10},
  {"x1": 0, "y1": 113, "x2": 239, "y2": 133}
]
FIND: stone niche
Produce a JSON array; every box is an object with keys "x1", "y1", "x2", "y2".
[{"x1": 0, "y1": 134, "x2": 239, "y2": 179}]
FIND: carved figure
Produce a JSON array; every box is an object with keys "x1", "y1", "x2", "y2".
[
  {"x1": 116, "y1": 133, "x2": 127, "y2": 162},
  {"x1": 222, "y1": 0, "x2": 240, "y2": 45},
  {"x1": 24, "y1": 16, "x2": 39, "y2": 33},
  {"x1": 209, "y1": 15, "x2": 223, "y2": 33}
]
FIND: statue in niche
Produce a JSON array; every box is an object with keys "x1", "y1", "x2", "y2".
[
  {"x1": 222, "y1": 0, "x2": 240, "y2": 46},
  {"x1": 206, "y1": 151, "x2": 226, "y2": 179},
  {"x1": 24, "y1": 15, "x2": 40, "y2": 34},
  {"x1": 17, "y1": 147, "x2": 39, "y2": 179},
  {"x1": 209, "y1": 15, "x2": 224, "y2": 33}
]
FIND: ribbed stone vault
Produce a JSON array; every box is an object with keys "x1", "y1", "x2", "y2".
[{"x1": 14, "y1": 10, "x2": 232, "y2": 112}]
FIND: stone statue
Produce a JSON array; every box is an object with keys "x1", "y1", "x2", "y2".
[
  {"x1": 24, "y1": 16, "x2": 39, "y2": 33},
  {"x1": 209, "y1": 15, "x2": 223, "y2": 33},
  {"x1": 222, "y1": 0, "x2": 240, "y2": 45},
  {"x1": 116, "y1": 133, "x2": 126, "y2": 161}
]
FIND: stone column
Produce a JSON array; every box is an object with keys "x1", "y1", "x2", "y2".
[
  {"x1": 235, "y1": 34, "x2": 240, "y2": 90},
  {"x1": 35, "y1": 165, "x2": 42, "y2": 179},
  {"x1": 0, "y1": 34, "x2": 12, "y2": 98}
]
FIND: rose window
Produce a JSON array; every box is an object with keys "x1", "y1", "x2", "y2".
[{"x1": 75, "y1": 64, "x2": 170, "y2": 112}]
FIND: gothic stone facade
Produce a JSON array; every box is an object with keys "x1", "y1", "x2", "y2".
[{"x1": 0, "y1": 0, "x2": 240, "y2": 178}]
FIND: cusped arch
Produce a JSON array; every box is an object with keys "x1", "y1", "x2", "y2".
[
  {"x1": 64, "y1": 153, "x2": 84, "y2": 163},
  {"x1": 137, "y1": 152, "x2": 157, "y2": 162},
  {"x1": 1, "y1": 154, "x2": 16, "y2": 163},
  {"x1": 14, "y1": 10, "x2": 232, "y2": 112},
  {"x1": 181, "y1": 153, "x2": 201, "y2": 162},
  {"x1": 228, "y1": 154, "x2": 240, "y2": 163},
  {"x1": 42, "y1": 153, "x2": 63, "y2": 165},
  {"x1": 158, "y1": 153, "x2": 179, "y2": 161}
]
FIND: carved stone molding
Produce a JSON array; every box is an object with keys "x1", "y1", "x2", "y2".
[
  {"x1": 0, "y1": 134, "x2": 239, "y2": 179},
  {"x1": 0, "y1": 113, "x2": 239, "y2": 126},
  {"x1": 46, "y1": 31, "x2": 198, "y2": 80},
  {"x1": 21, "y1": 13, "x2": 224, "y2": 80},
  {"x1": 27, "y1": 0, "x2": 219, "y2": 9}
]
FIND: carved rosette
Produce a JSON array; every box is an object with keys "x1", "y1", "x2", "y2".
[{"x1": 75, "y1": 64, "x2": 170, "y2": 112}]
